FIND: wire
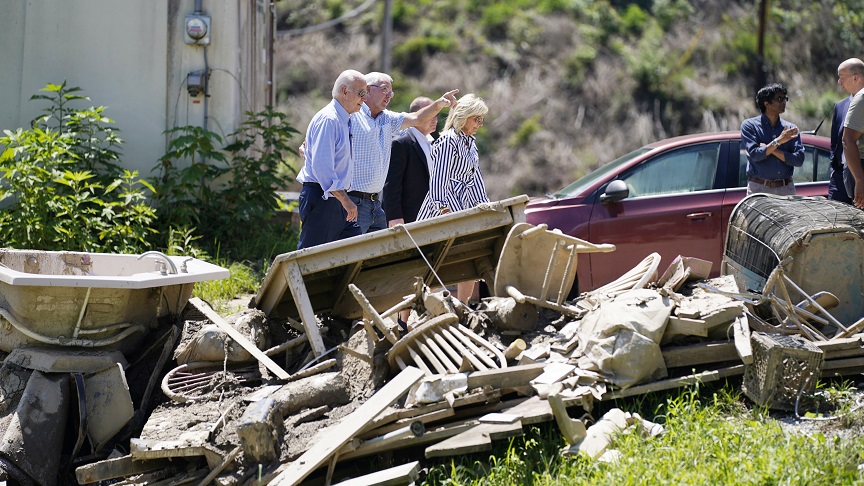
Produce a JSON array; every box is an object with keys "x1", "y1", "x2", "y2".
[
  {"x1": 397, "y1": 224, "x2": 448, "y2": 291},
  {"x1": 210, "y1": 68, "x2": 253, "y2": 113}
]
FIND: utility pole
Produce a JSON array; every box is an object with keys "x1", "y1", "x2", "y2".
[
  {"x1": 755, "y1": 0, "x2": 769, "y2": 91},
  {"x1": 381, "y1": 0, "x2": 392, "y2": 73}
]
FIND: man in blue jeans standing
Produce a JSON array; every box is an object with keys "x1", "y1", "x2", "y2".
[
  {"x1": 348, "y1": 72, "x2": 458, "y2": 233},
  {"x1": 295, "y1": 70, "x2": 367, "y2": 250}
]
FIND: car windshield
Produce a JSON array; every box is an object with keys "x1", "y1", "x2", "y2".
[{"x1": 552, "y1": 148, "x2": 652, "y2": 198}]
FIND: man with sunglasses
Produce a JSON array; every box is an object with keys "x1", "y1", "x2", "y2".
[
  {"x1": 348, "y1": 72, "x2": 458, "y2": 233},
  {"x1": 741, "y1": 83, "x2": 805, "y2": 196},
  {"x1": 295, "y1": 70, "x2": 368, "y2": 250}
]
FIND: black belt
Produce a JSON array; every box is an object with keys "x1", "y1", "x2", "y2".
[
  {"x1": 748, "y1": 176, "x2": 793, "y2": 188},
  {"x1": 348, "y1": 191, "x2": 379, "y2": 201}
]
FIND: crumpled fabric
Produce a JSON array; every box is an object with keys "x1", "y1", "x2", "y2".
[
  {"x1": 576, "y1": 288, "x2": 675, "y2": 388},
  {"x1": 174, "y1": 309, "x2": 270, "y2": 364}
]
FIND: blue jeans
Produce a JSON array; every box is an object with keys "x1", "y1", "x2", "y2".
[
  {"x1": 351, "y1": 196, "x2": 387, "y2": 233},
  {"x1": 297, "y1": 184, "x2": 361, "y2": 250}
]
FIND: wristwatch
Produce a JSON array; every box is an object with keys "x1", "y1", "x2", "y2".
[{"x1": 770, "y1": 139, "x2": 779, "y2": 147}]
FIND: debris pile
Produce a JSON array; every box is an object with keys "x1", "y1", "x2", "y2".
[{"x1": 3, "y1": 195, "x2": 864, "y2": 485}]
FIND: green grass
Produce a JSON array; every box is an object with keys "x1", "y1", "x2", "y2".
[
  {"x1": 193, "y1": 259, "x2": 261, "y2": 315},
  {"x1": 192, "y1": 240, "x2": 864, "y2": 484},
  {"x1": 422, "y1": 383, "x2": 864, "y2": 485}
]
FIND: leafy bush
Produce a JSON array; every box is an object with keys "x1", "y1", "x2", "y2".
[
  {"x1": 392, "y1": 36, "x2": 457, "y2": 74},
  {"x1": 508, "y1": 115, "x2": 542, "y2": 147},
  {"x1": 151, "y1": 108, "x2": 300, "y2": 257},
  {"x1": 0, "y1": 82, "x2": 156, "y2": 252},
  {"x1": 620, "y1": 3, "x2": 649, "y2": 36}
]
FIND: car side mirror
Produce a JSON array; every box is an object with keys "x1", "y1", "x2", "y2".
[{"x1": 599, "y1": 179, "x2": 629, "y2": 204}]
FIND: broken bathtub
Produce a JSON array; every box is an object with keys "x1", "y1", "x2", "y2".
[{"x1": 0, "y1": 249, "x2": 230, "y2": 353}]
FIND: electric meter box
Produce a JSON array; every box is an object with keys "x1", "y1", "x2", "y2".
[{"x1": 184, "y1": 14, "x2": 211, "y2": 45}]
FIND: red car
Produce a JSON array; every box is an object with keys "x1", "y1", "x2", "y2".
[{"x1": 525, "y1": 131, "x2": 832, "y2": 293}]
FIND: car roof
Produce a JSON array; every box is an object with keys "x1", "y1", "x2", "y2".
[{"x1": 644, "y1": 130, "x2": 830, "y2": 150}]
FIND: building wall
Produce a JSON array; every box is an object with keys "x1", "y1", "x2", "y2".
[{"x1": 0, "y1": 0, "x2": 272, "y2": 175}]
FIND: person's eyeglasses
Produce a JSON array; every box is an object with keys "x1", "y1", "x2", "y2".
[
  {"x1": 472, "y1": 116, "x2": 485, "y2": 124},
  {"x1": 370, "y1": 85, "x2": 395, "y2": 97},
  {"x1": 772, "y1": 96, "x2": 790, "y2": 103},
  {"x1": 353, "y1": 88, "x2": 368, "y2": 98}
]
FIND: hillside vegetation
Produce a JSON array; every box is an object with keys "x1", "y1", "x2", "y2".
[{"x1": 274, "y1": 0, "x2": 864, "y2": 200}]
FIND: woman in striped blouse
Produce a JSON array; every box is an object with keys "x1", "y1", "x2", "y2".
[{"x1": 416, "y1": 94, "x2": 489, "y2": 220}]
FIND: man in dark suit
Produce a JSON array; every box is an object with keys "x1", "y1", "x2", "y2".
[
  {"x1": 830, "y1": 94, "x2": 854, "y2": 204},
  {"x1": 384, "y1": 97, "x2": 437, "y2": 226}
]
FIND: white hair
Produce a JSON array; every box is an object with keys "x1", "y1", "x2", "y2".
[{"x1": 332, "y1": 69, "x2": 365, "y2": 98}]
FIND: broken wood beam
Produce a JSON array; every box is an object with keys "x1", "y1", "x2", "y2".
[
  {"x1": 75, "y1": 455, "x2": 177, "y2": 484},
  {"x1": 195, "y1": 445, "x2": 240, "y2": 486},
  {"x1": 732, "y1": 315, "x2": 753, "y2": 364},
  {"x1": 424, "y1": 420, "x2": 524, "y2": 458},
  {"x1": 349, "y1": 283, "x2": 398, "y2": 344},
  {"x1": 465, "y1": 362, "x2": 546, "y2": 390},
  {"x1": 661, "y1": 341, "x2": 739, "y2": 368},
  {"x1": 332, "y1": 461, "x2": 420, "y2": 486},
  {"x1": 269, "y1": 367, "x2": 425, "y2": 486},
  {"x1": 188, "y1": 298, "x2": 290, "y2": 380},
  {"x1": 603, "y1": 365, "x2": 745, "y2": 400}
]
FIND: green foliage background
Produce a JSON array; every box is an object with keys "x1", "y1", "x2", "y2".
[{"x1": 274, "y1": 0, "x2": 864, "y2": 198}]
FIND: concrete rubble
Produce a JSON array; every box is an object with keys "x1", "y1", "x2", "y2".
[{"x1": 2, "y1": 197, "x2": 864, "y2": 485}]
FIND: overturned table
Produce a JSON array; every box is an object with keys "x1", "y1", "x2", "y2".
[{"x1": 253, "y1": 196, "x2": 529, "y2": 356}]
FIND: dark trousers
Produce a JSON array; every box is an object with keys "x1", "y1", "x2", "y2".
[
  {"x1": 297, "y1": 183, "x2": 361, "y2": 250},
  {"x1": 829, "y1": 166, "x2": 853, "y2": 204}
]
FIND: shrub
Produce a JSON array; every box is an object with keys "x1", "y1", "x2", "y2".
[
  {"x1": 151, "y1": 108, "x2": 300, "y2": 258},
  {"x1": 392, "y1": 36, "x2": 457, "y2": 74},
  {"x1": 0, "y1": 82, "x2": 156, "y2": 253}
]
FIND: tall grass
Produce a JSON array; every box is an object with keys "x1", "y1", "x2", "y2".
[{"x1": 422, "y1": 383, "x2": 864, "y2": 485}]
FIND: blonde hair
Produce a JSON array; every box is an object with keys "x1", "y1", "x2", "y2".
[{"x1": 444, "y1": 94, "x2": 488, "y2": 133}]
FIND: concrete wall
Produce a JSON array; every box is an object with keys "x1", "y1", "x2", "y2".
[{"x1": 0, "y1": 0, "x2": 272, "y2": 175}]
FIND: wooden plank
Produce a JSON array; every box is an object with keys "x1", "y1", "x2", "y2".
[
  {"x1": 270, "y1": 366, "x2": 425, "y2": 486},
  {"x1": 822, "y1": 357, "x2": 864, "y2": 370},
  {"x1": 189, "y1": 298, "x2": 290, "y2": 380},
  {"x1": 337, "y1": 420, "x2": 479, "y2": 461},
  {"x1": 732, "y1": 315, "x2": 753, "y2": 364},
  {"x1": 602, "y1": 365, "x2": 745, "y2": 400},
  {"x1": 357, "y1": 408, "x2": 455, "y2": 440},
  {"x1": 500, "y1": 395, "x2": 553, "y2": 425},
  {"x1": 813, "y1": 335, "x2": 863, "y2": 353},
  {"x1": 661, "y1": 341, "x2": 739, "y2": 368},
  {"x1": 333, "y1": 461, "x2": 420, "y2": 486},
  {"x1": 284, "y1": 260, "x2": 327, "y2": 356},
  {"x1": 129, "y1": 438, "x2": 224, "y2": 469},
  {"x1": 257, "y1": 264, "x2": 290, "y2": 316},
  {"x1": 424, "y1": 420, "x2": 524, "y2": 458},
  {"x1": 466, "y1": 362, "x2": 546, "y2": 390},
  {"x1": 75, "y1": 455, "x2": 175, "y2": 484},
  {"x1": 663, "y1": 316, "x2": 708, "y2": 342}
]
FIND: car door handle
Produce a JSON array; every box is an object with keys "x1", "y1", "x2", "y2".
[{"x1": 686, "y1": 212, "x2": 712, "y2": 220}]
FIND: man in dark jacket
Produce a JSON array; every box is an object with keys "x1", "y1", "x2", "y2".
[{"x1": 384, "y1": 97, "x2": 438, "y2": 226}]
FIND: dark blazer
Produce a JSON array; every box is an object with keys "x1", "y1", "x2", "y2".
[
  {"x1": 383, "y1": 130, "x2": 431, "y2": 223},
  {"x1": 830, "y1": 96, "x2": 853, "y2": 203}
]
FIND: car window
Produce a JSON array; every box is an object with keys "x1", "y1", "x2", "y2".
[
  {"x1": 553, "y1": 148, "x2": 651, "y2": 198},
  {"x1": 737, "y1": 143, "x2": 830, "y2": 186},
  {"x1": 619, "y1": 143, "x2": 720, "y2": 198}
]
